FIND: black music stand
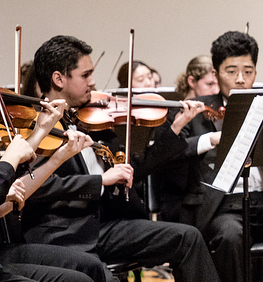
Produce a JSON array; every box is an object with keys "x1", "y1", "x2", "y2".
[{"x1": 214, "y1": 89, "x2": 263, "y2": 282}]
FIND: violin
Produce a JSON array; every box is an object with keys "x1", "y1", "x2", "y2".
[
  {"x1": 70, "y1": 91, "x2": 225, "y2": 132},
  {"x1": 0, "y1": 88, "x2": 225, "y2": 132},
  {"x1": 0, "y1": 88, "x2": 225, "y2": 159},
  {"x1": 0, "y1": 87, "x2": 40, "y2": 128},
  {"x1": 70, "y1": 91, "x2": 170, "y2": 132},
  {"x1": 19, "y1": 121, "x2": 126, "y2": 165},
  {"x1": 0, "y1": 88, "x2": 63, "y2": 157},
  {"x1": 0, "y1": 88, "x2": 125, "y2": 163},
  {"x1": 0, "y1": 113, "x2": 125, "y2": 165}
]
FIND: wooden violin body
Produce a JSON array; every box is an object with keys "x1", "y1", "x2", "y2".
[
  {"x1": 0, "y1": 87, "x2": 39, "y2": 128},
  {"x1": 70, "y1": 91, "x2": 225, "y2": 132},
  {"x1": 71, "y1": 91, "x2": 175, "y2": 132},
  {"x1": 0, "y1": 88, "x2": 225, "y2": 160}
]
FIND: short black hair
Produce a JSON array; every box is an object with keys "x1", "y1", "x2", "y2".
[
  {"x1": 211, "y1": 31, "x2": 258, "y2": 71},
  {"x1": 34, "y1": 35, "x2": 92, "y2": 93}
]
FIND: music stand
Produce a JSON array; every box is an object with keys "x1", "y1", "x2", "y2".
[
  {"x1": 103, "y1": 87, "x2": 183, "y2": 101},
  {"x1": 213, "y1": 89, "x2": 263, "y2": 282}
]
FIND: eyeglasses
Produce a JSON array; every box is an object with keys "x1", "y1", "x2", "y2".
[{"x1": 221, "y1": 68, "x2": 255, "y2": 79}]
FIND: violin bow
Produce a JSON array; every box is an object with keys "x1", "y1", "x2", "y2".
[
  {"x1": 245, "y1": 22, "x2": 249, "y2": 34},
  {"x1": 0, "y1": 26, "x2": 24, "y2": 239},
  {"x1": 0, "y1": 92, "x2": 13, "y2": 243},
  {"x1": 124, "y1": 28, "x2": 135, "y2": 202},
  {"x1": 15, "y1": 26, "x2": 22, "y2": 95},
  {"x1": 102, "y1": 50, "x2": 123, "y2": 91},
  {"x1": 0, "y1": 92, "x2": 35, "y2": 226},
  {"x1": 0, "y1": 94, "x2": 35, "y2": 180},
  {"x1": 93, "y1": 51, "x2": 105, "y2": 71},
  {"x1": 13, "y1": 25, "x2": 34, "y2": 179}
]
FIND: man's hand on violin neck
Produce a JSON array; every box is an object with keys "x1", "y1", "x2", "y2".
[
  {"x1": 171, "y1": 100, "x2": 205, "y2": 134},
  {"x1": 180, "y1": 100, "x2": 206, "y2": 116}
]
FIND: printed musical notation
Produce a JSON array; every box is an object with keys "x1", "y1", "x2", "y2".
[{"x1": 212, "y1": 95, "x2": 263, "y2": 192}]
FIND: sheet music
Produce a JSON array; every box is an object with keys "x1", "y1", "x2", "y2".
[{"x1": 212, "y1": 95, "x2": 263, "y2": 192}]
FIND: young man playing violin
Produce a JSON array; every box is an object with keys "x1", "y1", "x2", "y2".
[
  {"x1": 19, "y1": 35, "x2": 220, "y2": 282},
  {"x1": 0, "y1": 98, "x2": 100, "y2": 281},
  {"x1": 155, "y1": 31, "x2": 260, "y2": 282}
]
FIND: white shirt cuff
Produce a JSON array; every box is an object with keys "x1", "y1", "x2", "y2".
[{"x1": 197, "y1": 133, "x2": 216, "y2": 155}]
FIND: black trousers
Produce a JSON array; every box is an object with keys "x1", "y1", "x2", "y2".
[
  {"x1": 1, "y1": 220, "x2": 220, "y2": 282},
  {"x1": 0, "y1": 244, "x2": 105, "y2": 282},
  {"x1": 206, "y1": 191, "x2": 263, "y2": 282},
  {"x1": 98, "y1": 219, "x2": 220, "y2": 282},
  {"x1": 0, "y1": 263, "x2": 92, "y2": 282}
]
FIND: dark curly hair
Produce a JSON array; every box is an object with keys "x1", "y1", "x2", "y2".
[
  {"x1": 211, "y1": 31, "x2": 258, "y2": 72},
  {"x1": 34, "y1": 35, "x2": 92, "y2": 93}
]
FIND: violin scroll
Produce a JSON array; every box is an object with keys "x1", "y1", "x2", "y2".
[
  {"x1": 92, "y1": 141, "x2": 125, "y2": 166},
  {"x1": 203, "y1": 106, "x2": 225, "y2": 122}
]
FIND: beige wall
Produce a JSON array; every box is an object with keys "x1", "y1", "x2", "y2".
[{"x1": 1, "y1": 0, "x2": 263, "y2": 90}]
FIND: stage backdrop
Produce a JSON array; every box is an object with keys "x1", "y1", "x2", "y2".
[{"x1": 1, "y1": 0, "x2": 263, "y2": 90}]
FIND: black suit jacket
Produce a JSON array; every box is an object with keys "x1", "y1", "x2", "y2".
[
  {"x1": 22, "y1": 125, "x2": 188, "y2": 251},
  {"x1": 0, "y1": 162, "x2": 16, "y2": 205},
  {"x1": 154, "y1": 94, "x2": 226, "y2": 236},
  {"x1": 180, "y1": 93, "x2": 225, "y2": 184}
]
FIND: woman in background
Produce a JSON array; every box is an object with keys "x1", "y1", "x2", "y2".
[
  {"x1": 176, "y1": 55, "x2": 219, "y2": 100},
  {"x1": 117, "y1": 60, "x2": 155, "y2": 88}
]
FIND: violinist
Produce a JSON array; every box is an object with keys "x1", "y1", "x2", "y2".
[
  {"x1": 154, "y1": 31, "x2": 260, "y2": 282},
  {"x1": 20, "y1": 35, "x2": 220, "y2": 282},
  {"x1": 0, "y1": 98, "x2": 66, "y2": 203},
  {"x1": 176, "y1": 55, "x2": 219, "y2": 100},
  {"x1": 117, "y1": 60, "x2": 155, "y2": 88},
  {"x1": 0, "y1": 99, "x2": 96, "y2": 282}
]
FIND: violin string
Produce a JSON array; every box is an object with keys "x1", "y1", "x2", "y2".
[{"x1": 102, "y1": 51, "x2": 123, "y2": 91}]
